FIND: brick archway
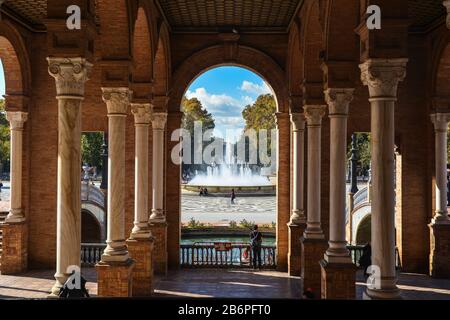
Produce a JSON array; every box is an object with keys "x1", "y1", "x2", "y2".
[
  {"x1": 169, "y1": 45, "x2": 289, "y2": 113},
  {"x1": 0, "y1": 20, "x2": 31, "y2": 107}
]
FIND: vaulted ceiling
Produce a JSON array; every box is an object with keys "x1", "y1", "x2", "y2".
[{"x1": 0, "y1": 0, "x2": 446, "y2": 32}]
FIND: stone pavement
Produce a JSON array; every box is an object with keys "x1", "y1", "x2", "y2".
[{"x1": 0, "y1": 268, "x2": 449, "y2": 299}]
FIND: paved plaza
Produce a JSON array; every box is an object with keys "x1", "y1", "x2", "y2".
[
  {"x1": 0, "y1": 268, "x2": 449, "y2": 299},
  {"x1": 181, "y1": 193, "x2": 276, "y2": 225}
]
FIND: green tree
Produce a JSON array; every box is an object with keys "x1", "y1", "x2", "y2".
[
  {"x1": 240, "y1": 94, "x2": 276, "y2": 163},
  {"x1": 181, "y1": 97, "x2": 215, "y2": 174},
  {"x1": 0, "y1": 99, "x2": 10, "y2": 173},
  {"x1": 81, "y1": 132, "x2": 103, "y2": 171},
  {"x1": 181, "y1": 97, "x2": 215, "y2": 135},
  {"x1": 348, "y1": 133, "x2": 371, "y2": 175}
]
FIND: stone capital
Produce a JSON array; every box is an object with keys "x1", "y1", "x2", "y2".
[
  {"x1": 6, "y1": 111, "x2": 28, "y2": 130},
  {"x1": 431, "y1": 113, "x2": 450, "y2": 132},
  {"x1": 290, "y1": 113, "x2": 306, "y2": 132},
  {"x1": 303, "y1": 105, "x2": 327, "y2": 126},
  {"x1": 324, "y1": 88, "x2": 354, "y2": 116},
  {"x1": 444, "y1": 1, "x2": 450, "y2": 29},
  {"x1": 131, "y1": 103, "x2": 153, "y2": 125},
  {"x1": 102, "y1": 88, "x2": 132, "y2": 115},
  {"x1": 151, "y1": 112, "x2": 168, "y2": 130},
  {"x1": 47, "y1": 57, "x2": 92, "y2": 97},
  {"x1": 359, "y1": 59, "x2": 408, "y2": 99}
]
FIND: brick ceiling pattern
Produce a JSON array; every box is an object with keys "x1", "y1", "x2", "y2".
[
  {"x1": 409, "y1": 0, "x2": 446, "y2": 28},
  {"x1": 157, "y1": 0, "x2": 301, "y2": 31},
  {"x1": 3, "y1": 0, "x2": 47, "y2": 25},
  {"x1": 0, "y1": 0, "x2": 446, "y2": 31}
]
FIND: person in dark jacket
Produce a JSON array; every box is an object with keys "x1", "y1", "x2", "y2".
[
  {"x1": 250, "y1": 225, "x2": 263, "y2": 269},
  {"x1": 358, "y1": 242, "x2": 372, "y2": 279},
  {"x1": 231, "y1": 189, "x2": 236, "y2": 204}
]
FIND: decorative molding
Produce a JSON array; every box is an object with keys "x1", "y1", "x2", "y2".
[
  {"x1": 47, "y1": 58, "x2": 92, "y2": 97},
  {"x1": 152, "y1": 112, "x2": 168, "y2": 130},
  {"x1": 359, "y1": 59, "x2": 408, "y2": 99},
  {"x1": 303, "y1": 105, "x2": 327, "y2": 127},
  {"x1": 290, "y1": 113, "x2": 306, "y2": 132},
  {"x1": 324, "y1": 88, "x2": 354, "y2": 116},
  {"x1": 6, "y1": 111, "x2": 28, "y2": 130},
  {"x1": 131, "y1": 103, "x2": 153, "y2": 125},
  {"x1": 102, "y1": 88, "x2": 132, "y2": 115},
  {"x1": 430, "y1": 113, "x2": 450, "y2": 132}
]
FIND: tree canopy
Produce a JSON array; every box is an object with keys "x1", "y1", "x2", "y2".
[
  {"x1": 181, "y1": 97, "x2": 215, "y2": 134},
  {"x1": 81, "y1": 132, "x2": 104, "y2": 171},
  {"x1": 242, "y1": 94, "x2": 276, "y2": 131}
]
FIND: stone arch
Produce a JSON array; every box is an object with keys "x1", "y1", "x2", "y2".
[
  {"x1": 153, "y1": 23, "x2": 171, "y2": 99},
  {"x1": 0, "y1": 19, "x2": 31, "y2": 101},
  {"x1": 355, "y1": 214, "x2": 371, "y2": 245},
  {"x1": 131, "y1": 5, "x2": 154, "y2": 83},
  {"x1": 169, "y1": 45, "x2": 289, "y2": 113},
  {"x1": 81, "y1": 209, "x2": 103, "y2": 243}
]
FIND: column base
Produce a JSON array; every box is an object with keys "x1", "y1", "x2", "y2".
[
  {"x1": 95, "y1": 259, "x2": 135, "y2": 297},
  {"x1": 429, "y1": 222, "x2": 450, "y2": 278},
  {"x1": 320, "y1": 259, "x2": 357, "y2": 299},
  {"x1": 149, "y1": 220, "x2": 168, "y2": 275},
  {"x1": 287, "y1": 222, "x2": 306, "y2": 276},
  {"x1": 363, "y1": 287, "x2": 401, "y2": 300},
  {"x1": 0, "y1": 222, "x2": 27, "y2": 274},
  {"x1": 301, "y1": 236, "x2": 327, "y2": 299},
  {"x1": 126, "y1": 237, "x2": 154, "y2": 297}
]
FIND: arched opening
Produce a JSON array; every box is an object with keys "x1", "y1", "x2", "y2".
[
  {"x1": 81, "y1": 209, "x2": 102, "y2": 243},
  {"x1": 178, "y1": 66, "x2": 278, "y2": 268},
  {"x1": 355, "y1": 214, "x2": 371, "y2": 245}
]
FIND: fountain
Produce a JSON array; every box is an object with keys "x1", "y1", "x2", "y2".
[{"x1": 183, "y1": 142, "x2": 275, "y2": 193}]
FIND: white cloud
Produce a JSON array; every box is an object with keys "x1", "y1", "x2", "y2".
[
  {"x1": 240, "y1": 80, "x2": 272, "y2": 96},
  {"x1": 185, "y1": 88, "x2": 242, "y2": 115}
]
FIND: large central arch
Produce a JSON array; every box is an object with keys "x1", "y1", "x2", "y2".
[{"x1": 166, "y1": 44, "x2": 291, "y2": 271}]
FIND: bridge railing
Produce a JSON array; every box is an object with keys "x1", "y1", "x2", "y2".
[
  {"x1": 81, "y1": 243, "x2": 106, "y2": 266},
  {"x1": 180, "y1": 242, "x2": 276, "y2": 269}
]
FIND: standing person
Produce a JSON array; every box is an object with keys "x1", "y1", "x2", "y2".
[
  {"x1": 250, "y1": 225, "x2": 263, "y2": 270},
  {"x1": 358, "y1": 242, "x2": 372, "y2": 279},
  {"x1": 0, "y1": 180, "x2": 2, "y2": 201},
  {"x1": 231, "y1": 188, "x2": 236, "y2": 204}
]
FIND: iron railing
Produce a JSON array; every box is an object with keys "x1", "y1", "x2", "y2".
[{"x1": 180, "y1": 242, "x2": 276, "y2": 269}]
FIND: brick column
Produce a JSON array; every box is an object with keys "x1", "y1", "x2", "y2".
[
  {"x1": 360, "y1": 58, "x2": 407, "y2": 299},
  {"x1": 287, "y1": 113, "x2": 306, "y2": 276},
  {"x1": 1, "y1": 111, "x2": 28, "y2": 274},
  {"x1": 96, "y1": 88, "x2": 135, "y2": 297},
  {"x1": 429, "y1": 113, "x2": 450, "y2": 278},
  {"x1": 47, "y1": 58, "x2": 92, "y2": 295},
  {"x1": 276, "y1": 112, "x2": 291, "y2": 272},
  {"x1": 301, "y1": 105, "x2": 328, "y2": 298},
  {"x1": 320, "y1": 88, "x2": 357, "y2": 299},
  {"x1": 149, "y1": 112, "x2": 168, "y2": 275},
  {"x1": 126, "y1": 103, "x2": 154, "y2": 296}
]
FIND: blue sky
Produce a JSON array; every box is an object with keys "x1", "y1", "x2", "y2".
[{"x1": 185, "y1": 66, "x2": 273, "y2": 142}]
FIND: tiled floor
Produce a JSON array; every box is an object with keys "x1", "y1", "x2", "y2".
[{"x1": 0, "y1": 268, "x2": 449, "y2": 300}]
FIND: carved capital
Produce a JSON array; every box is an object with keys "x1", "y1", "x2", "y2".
[
  {"x1": 152, "y1": 112, "x2": 167, "y2": 130},
  {"x1": 303, "y1": 105, "x2": 327, "y2": 127},
  {"x1": 443, "y1": 1, "x2": 450, "y2": 29},
  {"x1": 131, "y1": 103, "x2": 153, "y2": 125},
  {"x1": 290, "y1": 113, "x2": 306, "y2": 132},
  {"x1": 431, "y1": 113, "x2": 450, "y2": 133},
  {"x1": 102, "y1": 88, "x2": 132, "y2": 115},
  {"x1": 324, "y1": 88, "x2": 354, "y2": 116},
  {"x1": 47, "y1": 57, "x2": 92, "y2": 97},
  {"x1": 360, "y1": 59, "x2": 407, "y2": 99},
  {"x1": 6, "y1": 111, "x2": 28, "y2": 130}
]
